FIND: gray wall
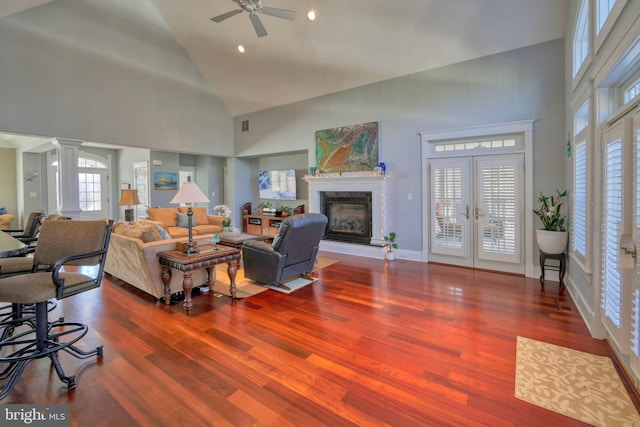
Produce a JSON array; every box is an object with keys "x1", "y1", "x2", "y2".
[
  {"x1": 234, "y1": 39, "x2": 567, "y2": 253},
  {"x1": 0, "y1": 0, "x2": 233, "y2": 156}
]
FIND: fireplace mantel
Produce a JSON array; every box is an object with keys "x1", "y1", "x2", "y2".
[{"x1": 305, "y1": 172, "x2": 388, "y2": 250}]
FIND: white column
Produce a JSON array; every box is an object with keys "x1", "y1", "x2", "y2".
[{"x1": 54, "y1": 138, "x2": 83, "y2": 219}]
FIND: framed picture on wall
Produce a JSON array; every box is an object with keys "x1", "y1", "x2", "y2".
[
  {"x1": 315, "y1": 121, "x2": 378, "y2": 173},
  {"x1": 154, "y1": 172, "x2": 177, "y2": 190}
]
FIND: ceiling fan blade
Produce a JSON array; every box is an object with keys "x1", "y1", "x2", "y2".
[
  {"x1": 249, "y1": 14, "x2": 268, "y2": 37},
  {"x1": 261, "y1": 7, "x2": 296, "y2": 21},
  {"x1": 211, "y1": 9, "x2": 243, "y2": 23}
]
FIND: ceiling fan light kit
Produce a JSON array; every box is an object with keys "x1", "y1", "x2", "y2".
[
  {"x1": 211, "y1": 0, "x2": 296, "y2": 38},
  {"x1": 306, "y1": 9, "x2": 316, "y2": 21}
]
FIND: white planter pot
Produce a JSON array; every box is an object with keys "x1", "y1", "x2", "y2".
[
  {"x1": 385, "y1": 251, "x2": 396, "y2": 261},
  {"x1": 536, "y1": 229, "x2": 568, "y2": 254}
]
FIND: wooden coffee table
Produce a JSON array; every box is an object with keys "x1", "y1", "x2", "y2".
[
  {"x1": 158, "y1": 244, "x2": 240, "y2": 312},
  {"x1": 218, "y1": 232, "x2": 271, "y2": 249}
]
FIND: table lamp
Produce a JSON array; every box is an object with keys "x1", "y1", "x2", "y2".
[
  {"x1": 170, "y1": 176, "x2": 210, "y2": 254},
  {"x1": 119, "y1": 185, "x2": 140, "y2": 222}
]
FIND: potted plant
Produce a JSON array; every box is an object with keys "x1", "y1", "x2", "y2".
[
  {"x1": 533, "y1": 190, "x2": 568, "y2": 254},
  {"x1": 383, "y1": 232, "x2": 398, "y2": 260},
  {"x1": 257, "y1": 201, "x2": 272, "y2": 214},
  {"x1": 212, "y1": 204, "x2": 233, "y2": 231},
  {"x1": 280, "y1": 205, "x2": 293, "y2": 217}
]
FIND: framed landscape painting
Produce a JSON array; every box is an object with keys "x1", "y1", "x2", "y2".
[
  {"x1": 154, "y1": 172, "x2": 178, "y2": 190},
  {"x1": 315, "y1": 122, "x2": 378, "y2": 173}
]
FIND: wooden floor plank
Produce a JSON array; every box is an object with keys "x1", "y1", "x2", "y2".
[{"x1": 1, "y1": 251, "x2": 633, "y2": 426}]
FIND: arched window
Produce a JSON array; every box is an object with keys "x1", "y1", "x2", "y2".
[
  {"x1": 49, "y1": 153, "x2": 110, "y2": 216},
  {"x1": 78, "y1": 154, "x2": 108, "y2": 213},
  {"x1": 573, "y1": 0, "x2": 589, "y2": 77}
]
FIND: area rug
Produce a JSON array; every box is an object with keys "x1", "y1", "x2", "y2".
[
  {"x1": 515, "y1": 336, "x2": 640, "y2": 426},
  {"x1": 210, "y1": 257, "x2": 338, "y2": 298}
]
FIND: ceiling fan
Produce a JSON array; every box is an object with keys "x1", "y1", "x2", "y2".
[{"x1": 211, "y1": 0, "x2": 296, "y2": 38}]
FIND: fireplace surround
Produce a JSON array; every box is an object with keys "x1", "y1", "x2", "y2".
[{"x1": 305, "y1": 172, "x2": 388, "y2": 250}]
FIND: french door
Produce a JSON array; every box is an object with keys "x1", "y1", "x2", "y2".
[
  {"x1": 429, "y1": 154, "x2": 524, "y2": 274},
  {"x1": 601, "y1": 115, "x2": 637, "y2": 368}
]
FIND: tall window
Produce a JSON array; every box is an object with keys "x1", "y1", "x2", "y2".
[
  {"x1": 78, "y1": 155, "x2": 107, "y2": 213},
  {"x1": 572, "y1": 101, "x2": 590, "y2": 270},
  {"x1": 50, "y1": 154, "x2": 108, "y2": 213},
  {"x1": 597, "y1": 0, "x2": 617, "y2": 34},
  {"x1": 78, "y1": 173, "x2": 102, "y2": 212},
  {"x1": 573, "y1": 0, "x2": 589, "y2": 77}
]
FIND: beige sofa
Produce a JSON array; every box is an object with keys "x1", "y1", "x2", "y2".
[
  {"x1": 141, "y1": 207, "x2": 224, "y2": 238},
  {"x1": 104, "y1": 222, "x2": 218, "y2": 300}
]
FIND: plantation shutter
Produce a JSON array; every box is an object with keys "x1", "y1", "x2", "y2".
[
  {"x1": 631, "y1": 112, "x2": 640, "y2": 378},
  {"x1": 475, "y1": 156, "x2": 521, "y2": 263},
  {"x1": 572, "y1": 139, "x2": 589, "y2": 267},
  {"x1": 430, "y1": 158, "x2": 469, "y2": 257},
  {"x1": 602, "y1": 122, "x2": 631, "y2": 353}
]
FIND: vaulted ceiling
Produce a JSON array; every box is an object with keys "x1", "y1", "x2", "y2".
[{"x1": 0, "y1": 0, "x2": 569, "y2": 118}]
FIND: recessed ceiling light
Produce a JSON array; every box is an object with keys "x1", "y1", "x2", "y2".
[
  {"x1": 237, "y1": 44, "x2": 245, "y2": 53},
  {"x1": 306, "y1": 9, "x2": 316, "y2": 21}
]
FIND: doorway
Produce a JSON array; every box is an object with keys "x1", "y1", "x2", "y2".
[
  {"x1": 428, "y1": 154, "x2": 524, "y2": 274},
  {"x1": 420, "y1": 121, "x2": 534, "y2": 277}
]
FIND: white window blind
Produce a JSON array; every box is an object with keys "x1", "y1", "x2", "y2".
[
  {"x1": 603, "y1": 138, "x2": 622, "y2": 328},
  {"x1": 632, "y1": 119, "x2": 640, "y2": 362},
  {"x1": 432, "y1": 165, "x2": 463, "y2": 250},
  {"x1": 633, "y1": 288, "x2": 640, "y2": 357},
  {"x1": 477, "y1": 162, "x2": 518, "y2": 261},
  {"x1": 573, "y1": 139, "x2": 588, "y2": 260}
]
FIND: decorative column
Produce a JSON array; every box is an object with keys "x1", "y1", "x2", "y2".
[{"x1": 54, "y1": 138, "x2": 83, "y2": 219}]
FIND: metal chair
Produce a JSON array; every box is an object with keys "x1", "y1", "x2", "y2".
[
  {"x1": 3, "y1": 210, "x2": 45, "y2": 246},
  {"x1": 0, "y1": 219, "x2": 113, "y2": 399}
]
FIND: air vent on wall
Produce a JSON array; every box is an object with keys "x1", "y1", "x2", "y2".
[{"x1": 242, "y1": 120, "x2": 249, "y2": 132}]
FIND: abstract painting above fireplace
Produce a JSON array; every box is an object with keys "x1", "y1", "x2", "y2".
[{"x1": 315, "y1": 122, "x2": 378, "y2": 173}]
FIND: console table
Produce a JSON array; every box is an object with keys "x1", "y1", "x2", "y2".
[
  {"x1": 246, "y1": 214, "x2": 286, "y2": 237},
  {"x1": 539, "y1": 251, "x2": 566, "y2": 294},
  {"x1": 158, "y1": 244, "x2": 240, "y2": 312}
]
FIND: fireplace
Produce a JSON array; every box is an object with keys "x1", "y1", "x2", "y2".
[
  {"x1": 320, "y1": 191, "x2": 372, "y2": 245},
  {"x1": 305, "y1": 172, "x2": 388, "y2": 255}
]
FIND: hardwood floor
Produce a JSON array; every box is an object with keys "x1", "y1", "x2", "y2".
[{"x1": 2, "y1": 252, "x2": 632, "y2": 426}]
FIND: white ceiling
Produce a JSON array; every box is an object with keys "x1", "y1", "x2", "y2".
[
  {"x1": 0, "y1": 0, "x2": 569, "y2": 127},
  {"x1": 149, "y1": 0, "x2": 569, "y2": 116}
]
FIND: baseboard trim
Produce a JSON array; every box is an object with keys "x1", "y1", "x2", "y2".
[{"x1": 606, "y1": 339, "x2": 640, "y2": 412}]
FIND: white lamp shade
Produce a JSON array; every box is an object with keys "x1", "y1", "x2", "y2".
[{"x1": 170, "y1": 180, "x2": 210, "y2": 205}]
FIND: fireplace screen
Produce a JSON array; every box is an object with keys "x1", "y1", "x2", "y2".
[{"x1": 321, "y1": 191, "x2": 372, "y2": 245}]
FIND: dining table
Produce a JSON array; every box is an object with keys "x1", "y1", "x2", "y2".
[{"x1": 0, "y1": 231, "x2": 28, "y2": 258}]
